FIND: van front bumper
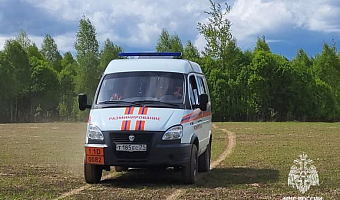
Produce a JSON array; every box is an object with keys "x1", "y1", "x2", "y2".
[{"x1": 85, "y1": 131, "x2": 192, "y2": 168}]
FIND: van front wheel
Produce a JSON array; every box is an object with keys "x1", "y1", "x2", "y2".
[
  {"x1": 84, "y1": 160, "x2": 102, "y2": 184},
  {"x1": 198, "y1": 142, "x2": 211, "y2": 172},
  {"x1": 182, "y1": 144, "x2": 198, "y2": 184}
]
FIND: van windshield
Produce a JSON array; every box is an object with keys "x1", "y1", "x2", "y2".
[{"x1": 96, "y1": 72, "x2": 185, "y2": 108}]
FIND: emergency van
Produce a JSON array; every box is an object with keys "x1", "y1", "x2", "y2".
[{"x1": 78, "y1": 52, "x2": 212, "y2": 184}]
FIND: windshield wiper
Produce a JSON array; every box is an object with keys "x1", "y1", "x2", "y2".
[
  {"x1": 99, "y1": 100, "x2": 137, "y2": 105},
  {"x1": 133, "y1": 100, "x2": 180, "y2": 107}
]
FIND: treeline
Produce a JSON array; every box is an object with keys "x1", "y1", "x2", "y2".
[
  {"x1": 1, "y1": 1, "x2": 340, "y2": 122},
  {"x1": 156, "y1": 31, "x2": 340, "y2": 121},
  {"x1": 0, "y1": 17, "x2": 122, "y2": 122},
  {"x1": 156, "y1": 1, "x2": 340, "y2": 122}
]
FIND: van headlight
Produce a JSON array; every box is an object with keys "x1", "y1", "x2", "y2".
[
  {"x1": 162, "y1": 125, "x2": 183, "y2": 140},
  {"x1": 87, "y1": 124, "x2": 104, "y2": 140}
]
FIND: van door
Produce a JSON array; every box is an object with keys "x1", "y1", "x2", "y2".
[
  {"x1": 188, "y1": 74, "x2": 206, "y2": 154},
  {"x1": 195, "y1": 74, "x2": 211, "y2": 152}
]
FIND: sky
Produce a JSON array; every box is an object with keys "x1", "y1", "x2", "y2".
[{"x1": 1, "y1": 0, "x2": 340, "y2": 59}]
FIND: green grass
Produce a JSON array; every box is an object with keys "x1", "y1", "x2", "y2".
[
  {"x1": 181, "y1": 122, "x2": 340, "y2": 199},
  {"x1": 0, "y1": 122, "x2": 339, "y2": 199},
  {"x1": 0, "y1": 123, "x2": 86, "y2": 199}
]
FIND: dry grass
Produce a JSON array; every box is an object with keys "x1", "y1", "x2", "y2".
[
  {"x1": 0, "y1": 122, "x2": 339, "y2": 199},
  {"x1": 0, "y1": 123, "x2": 86, "y2": 199},
  {"x1": 180, "y1": 122, "x2": 340, "y2": 199}
]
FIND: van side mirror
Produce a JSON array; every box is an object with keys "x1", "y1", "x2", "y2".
[
  {"x1": 199, "y1": 94, "x2": 208, "y2": 111},
  {"x1": 78, "y1": 94, "x2": 91, "y2": 111}
]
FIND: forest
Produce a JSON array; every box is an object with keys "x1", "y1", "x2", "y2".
[{"x1": 0, "y1": 1, "x2": 339, "y2": 123}]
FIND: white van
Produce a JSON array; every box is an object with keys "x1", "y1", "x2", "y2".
[{"x1": 78, "y1": 52, "x2": 212, "y2": 184}]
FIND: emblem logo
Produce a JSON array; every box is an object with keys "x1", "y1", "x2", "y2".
[
  {"x1": 129, "y1": 135, "x2": 135, "y2": 142},
  {"x1": 288, "y1": 153, "x2": 319, "y2": 194}
]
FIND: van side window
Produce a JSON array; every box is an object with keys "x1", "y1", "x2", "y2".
[
  {"x1": 197, "y1": 76, "x2": 206, "y2": 94},
  {"x1": 189, "y1": 75, "x2": 199, "y2": 107}
]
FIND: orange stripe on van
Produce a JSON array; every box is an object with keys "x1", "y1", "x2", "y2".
[
  {"x1": 143, "y1": 107, "x2": 148, "y2": 115},
  {"x1": 124, "y1": 107, "x2": 134, "y2": 115},
  {"x1": 135, "y1": 121, "x2": 140, "y2": 131},
  {"x1": 138, "y1": 107, "x2": 148, "y2": 115},
  {"x1": 126, "y1": 121, "x2": 131, "y2": 130},
  {"x1": 140, "y1": 121, "x2": 145, "y2": 131},
  {"x1": 121, "y1": 120, "x2": 131, "y2": 130},
  {"x1": 135, "y1": 120, "x2": 145, "y2": 131},
  {"x1": 121, "y1": 121, "x2": 126, "y2": 130}
]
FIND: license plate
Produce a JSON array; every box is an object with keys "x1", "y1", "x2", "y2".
[
  {"x1": 86, "y1": 155, "x2": 104, "y2": 165},
  {"x1": 85, "y1": 147, "x2": 104, "y2": 165},
  {"x1": 116, "y1": 144, "x2": 147, "y2": 152},
  {"x1": 86, "y1": 147, "x2": 104, "y2": 156}
]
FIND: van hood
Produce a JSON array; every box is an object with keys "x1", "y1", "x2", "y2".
[{"x1": 89, "y1": 107, "x2": 183, "y2": 132}]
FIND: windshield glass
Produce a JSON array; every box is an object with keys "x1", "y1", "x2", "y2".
[{"x1": 96, "y1": 72, "x2": 185, "y2": 107}]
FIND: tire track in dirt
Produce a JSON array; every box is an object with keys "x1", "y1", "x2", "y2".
[
  {"x1": 166, "y1": 124, "x2": 236, "y2": 200},
  {"x1": 54, "y1": 173, "x2": 119, "y2": 200},
  {"x1": 56, "y1": 124, "x2": 236, "y2": 200}
]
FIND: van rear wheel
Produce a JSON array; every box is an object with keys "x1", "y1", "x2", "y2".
[
  {"x1": 182, "y1": 144, "x2": 198, "y2": 184},
  {"x1": 84, "y1": 160, "x2": 102, "y2": 184},
  {"x1": 198, "y1": 142, "x2": 211, "y2": 172}
]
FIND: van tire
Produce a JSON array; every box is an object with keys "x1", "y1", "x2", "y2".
[
  {"x1": 198, "y1": 142, "x2": 211, "y2": 172},
  {"x1": 182, "y1": 144, "x2": 198, "y2": 184},
  {"x1": 84, "y1": 160, "x2": 102, "y2": 184}
]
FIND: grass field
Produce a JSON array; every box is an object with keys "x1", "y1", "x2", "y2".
[{"x1": 0, "y1": 122, "x2": 339, "y2": 199}]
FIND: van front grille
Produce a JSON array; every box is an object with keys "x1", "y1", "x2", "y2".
[
  {"x1": 111, "y1": 132, "x2": 154, "y2": 144},
  {"x1": 110, "y1": 132, "x2": 157, "y2": 160}
]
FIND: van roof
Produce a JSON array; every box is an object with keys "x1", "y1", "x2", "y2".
[{"x1": 104, "y1": 59, "x2": 202, "y2": 75}]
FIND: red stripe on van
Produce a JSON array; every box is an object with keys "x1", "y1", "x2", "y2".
[{"x1": 181, "y1": 110, "x2": 211, "y2": 124}]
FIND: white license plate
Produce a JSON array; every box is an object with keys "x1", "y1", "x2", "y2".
[{"x1": 116, "y1": 144, "x2": 147, "y2": 152}]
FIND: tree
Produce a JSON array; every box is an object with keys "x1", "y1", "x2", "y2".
[
  {"x1": 28, "y1": 44, "x2": 44, "y2": 60},
  {"x1": 61, "y1": 52, "x2": 76, "y2": 69},
  {"x1": 313, "y1": 42, "x2": 340, "y2": 120},
  {"x1": 41, "y1": 34, "x2": 62, "y2": 72},
  {"x1": 30, "y1": 57, "x2": 59, "y2": 121},
  {"x1": 169, "y1": 34, "x2": 183, "y2": 52},
  {"x1": 290, "y1": 49, "x2": 316, "y2": 120},
  {"x1": 75, "y1": 16, "x2": 99, "y2": 59},
  {"x1": 196, "y1": 0, "x2": 250, "y2": 121},
  {"x1": 99, "y1": 38, "x2": 122, "y2": 72},
  {"x1": 197, "y1": 0, "x2": 233, "y2": 59},
  {"x1": 0, "y1": 52, "x2": 17, "y2": 122},
  {"x1": 313, "y1": 43, "x2": 340, "y2": 90},
  {"x1": 16, "y1": 30, "x2": 32, "y2": 51},
  {"x1": 59, "y1": 52, "x2": 78, "y2": 121},
  {"x1": 183, "y1": 40, "x2": 200, "y2": 61},
  {"x1": 156, "y1": 29, "x2": 171, "y2": 52},
  {"x1": 74, "y1": 16, "x2": 100, "y2": 100},
  {"x1": 254, "y1": 36, "x2": 271, "y2": 53},
  {"x1": 3, "y1": 40, "x2": 31, "y2": 122},
  {"x1": 156, "y1": 29, "x2": 183, "y2": 52}
]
